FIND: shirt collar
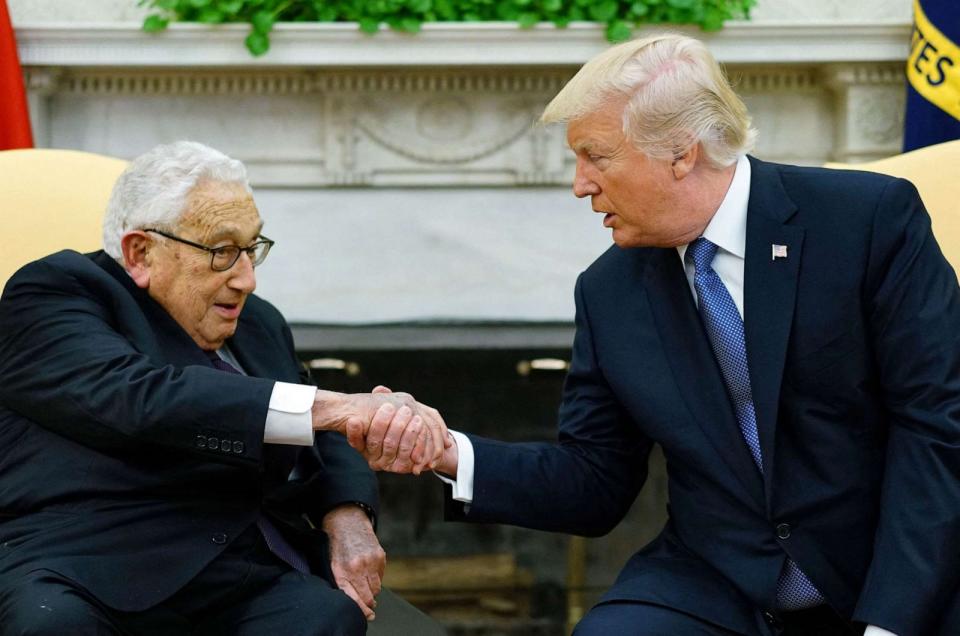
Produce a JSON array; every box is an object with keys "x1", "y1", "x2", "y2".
[{"x1": 677, "y1": 154, "x2": 751, "y2": 263}]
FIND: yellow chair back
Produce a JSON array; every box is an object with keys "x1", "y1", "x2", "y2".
[
  {"x1": 0, "y1": 149, "x2": 128, "y2": 290},
  {"x1": 825, "y1": 140, "x2": 960, "y2": 277}
]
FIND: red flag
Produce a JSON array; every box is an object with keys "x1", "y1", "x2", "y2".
[{"x1": 0, "y1": 0, "x2": 33, "y2": 149}]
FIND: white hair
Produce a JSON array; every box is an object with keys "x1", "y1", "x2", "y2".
[
  {"x1": 541, "y1": 33, "x2": 756, "y2": 168},
  {"x1": 102, "y1": 141, "x2": 251, "y2": 259}
]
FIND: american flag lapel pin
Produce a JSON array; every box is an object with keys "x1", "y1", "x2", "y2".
[{"x1": 772, "y1": 244, "x2": 788, "y2": 260}]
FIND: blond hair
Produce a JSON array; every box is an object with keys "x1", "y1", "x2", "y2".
[{"x1": 541, "y1": 33, "x2": 756, "y2": 168}]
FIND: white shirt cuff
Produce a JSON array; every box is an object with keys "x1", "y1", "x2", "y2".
[
  {"x1": 435, "y1": 430, "x2": 475, "y2": 503},
  {"x1": 264, "y1": 382, "x2": 316, "y2": 446},
  {"x1": 864, "y1": 627, "x2": 898, "y2": 636}
]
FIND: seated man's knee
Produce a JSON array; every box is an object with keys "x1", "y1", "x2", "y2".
[
  {"x1": 575, "y1": 601, "x2": 731, "y2": 636},
  {"x1": 575, "y1": 603, "x2": 623, "y2": 636},
  {"x1": 277, "y1": 578, "x2": 366, "y2": 636},
  {"x1": 0, "y1": 573, "x2": 115, "y2": 635},
  {"x1": 320, "y1": 591, "x2": 366, "y2": 636}
]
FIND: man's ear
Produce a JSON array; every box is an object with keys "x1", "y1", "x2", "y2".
[
  {"x1": 120, "y1": 231, "x2": 152, "y2": 289},
  {"x1": 670, "y1": 143, "x2": 700, "y2": 180}
]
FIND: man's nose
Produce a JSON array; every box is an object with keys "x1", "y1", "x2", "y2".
[
  {"x1": 228, "y1": 251, "x2": 257, "y2": 292},
  {"x1": 572, "y1": 162, "x2": 599, "y2": 198}
]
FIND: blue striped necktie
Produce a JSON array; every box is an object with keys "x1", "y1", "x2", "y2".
[
  {"x1": 686, "y1": 238, "x2": 824, "y2": 611},
  {"x1": 206, "y1": 351, "x2": 311, "y2": 575}
]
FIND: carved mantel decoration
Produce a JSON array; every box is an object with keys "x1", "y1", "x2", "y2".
[
  {"x1": 18, "y1": 21, "x2": 912, "y2": 180},
  {"x1": 13, "y1": 20, "x2": 913, "y2": 328}
]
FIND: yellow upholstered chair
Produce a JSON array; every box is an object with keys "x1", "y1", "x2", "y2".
[
  {"x1": 0, "y1": 148, "x2": 128, "y2": 290},
  {"x1": 825, "y1": 140, "x2": 960, "y2": 277}
]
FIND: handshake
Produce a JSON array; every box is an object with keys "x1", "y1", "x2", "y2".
[{"x1": 310, "y1": 387, "x2": 456, "y2": 476}]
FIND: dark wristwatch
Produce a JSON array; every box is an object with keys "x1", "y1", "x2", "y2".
[{"x1": 349, "y1": 501, "x2": 376, "y2": 524}]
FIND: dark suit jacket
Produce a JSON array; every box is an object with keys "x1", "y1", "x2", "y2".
[
  {"x1": 447, "y1": 158, "x2": 960, "y2": 636},
  {"x1": 0, "y1": 250, "x2": 378, "y2": 612}
]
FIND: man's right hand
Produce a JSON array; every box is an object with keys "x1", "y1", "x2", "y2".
[
  {"x1": 311, "y1": 390, "x2": 450, "y2": 475},
  {"x1": 363, "y1": 388, "x2": 460, "y2": 477}
]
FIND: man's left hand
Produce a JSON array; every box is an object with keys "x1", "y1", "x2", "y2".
[{"x1": 322, "y1": 504, "x2": 386, "y2": 621}]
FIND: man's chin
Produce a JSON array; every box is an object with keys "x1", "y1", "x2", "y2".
[
  {"x1": 611, "y1": 232, "x2": 641, "y2": 248},
  {"x1": 199, "y1": 322, "x2": 238, "y2": 350},
  {"x1": 611, "y1": 228, "x2": 666, "y2": 249},
  {"x1": 219, "y1": 322, "x2": 239, "y2": 340}
]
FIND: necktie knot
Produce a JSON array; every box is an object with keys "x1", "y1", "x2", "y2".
[{"x1": 687, "y1": 237, "x2": 718, "y2": 273}]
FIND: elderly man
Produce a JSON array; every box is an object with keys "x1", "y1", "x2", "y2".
[
  {"x1": 367, "y1": 33, "x2": 960, "y2": 636},
  {"x1": 0, "y1": 141, "x2": 446, "y2": 635}
]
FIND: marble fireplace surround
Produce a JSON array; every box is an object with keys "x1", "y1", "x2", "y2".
[{"x1": 14, "y1": 18, "x2": 912, "y2": 343}]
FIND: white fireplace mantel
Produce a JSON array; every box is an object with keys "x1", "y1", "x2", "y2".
[
  {"x1": 16, "y1": 20, "x2": 911, "y2": 67},
  {"x1": 12, "y1": 18, "x2": 916, "y2": 328}
]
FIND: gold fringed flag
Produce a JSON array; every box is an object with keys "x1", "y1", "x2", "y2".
[{"x1": 904, "y1": 0, "x2": 960, "y2": 151}]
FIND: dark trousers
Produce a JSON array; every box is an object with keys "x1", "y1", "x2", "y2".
[
  {"x1": 575, "y1": 601, "x2": 861, "y2": 636},
  {"x1": 0, "y1": 525, "x2": 366, "y2": 636}
]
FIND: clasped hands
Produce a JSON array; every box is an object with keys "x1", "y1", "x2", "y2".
[{"x1": 311, "y1": 386, "x2": 457, "y2": 475}]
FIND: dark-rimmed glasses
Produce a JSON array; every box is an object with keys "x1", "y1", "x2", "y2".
[{"x1": 144, "y1": 228, "x2": 274, "y2": 272}]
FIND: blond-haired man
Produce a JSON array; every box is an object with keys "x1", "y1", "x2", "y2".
[{"x1": 370, "y1": 34, "x2": 960, "y2": 636}]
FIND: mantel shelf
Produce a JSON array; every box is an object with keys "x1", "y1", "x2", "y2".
[{"x1": 16, "y1": 20, "x2": 911, "y2": 68}]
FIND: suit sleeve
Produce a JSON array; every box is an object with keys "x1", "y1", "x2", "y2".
[
  {"x1": 852, "y1": 179, "x2": 960, "y2": 634},
  {"x1": 272, "y1": 320, "x2": 379, "y2": 521},
  {"x1": 0, "y1": 257, "x2": 273, "y2": 466},
  {"x1": 447, "y1": 274, "x2": 653, "y2": 537}
]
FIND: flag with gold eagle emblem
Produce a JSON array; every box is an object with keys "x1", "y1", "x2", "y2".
[{"x1": 904, "y1": 0, "x2": 960, "y2": 151}]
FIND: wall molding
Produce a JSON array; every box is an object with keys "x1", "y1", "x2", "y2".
[
  {"x1": 32, "y1": 68, "x2": 574, "y2": 97},
  {"x1": 16, "y1": 20, "x2": 911, "y2": 68},
  {"x1": 24, "y1": 63, "x2": 904, "y2": 186}
]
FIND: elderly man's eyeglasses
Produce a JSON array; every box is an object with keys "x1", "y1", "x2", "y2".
[{"x1": 144, "y1": 229, "x2": 275, "y2": 272}]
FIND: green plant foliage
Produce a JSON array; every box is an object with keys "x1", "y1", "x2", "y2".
[{"x1": 138, "y1": 0, "x2": 754, "y2": 56}]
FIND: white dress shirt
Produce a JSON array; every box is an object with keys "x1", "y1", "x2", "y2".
[
  {"x1": 676, "y1": 154, "x2": 750, "y2": 318},
  {"x1": 215, "y1": 346, "x2": 315, "y2": 446},
  {"x1": 436, "y1": 155, "x2": 897, "y2": 636}
]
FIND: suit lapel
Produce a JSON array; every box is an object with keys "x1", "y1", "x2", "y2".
[
  {"x1": 743, "y1": 157, "x2": 803, "y2": 509},
  {"x1": 229, "y1": 311, "x2": 292, "y2": 382},
  {"x1": 643, "y1": 249, "x2": 765, "y2": 508}
]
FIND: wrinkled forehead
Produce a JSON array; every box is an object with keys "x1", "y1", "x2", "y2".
[
  {"x1": 566, "y1": 98, "x2": 629, "y2": 151},
  {"x1": 178, "y1": 179, "x2": 262, "y2": 243}
]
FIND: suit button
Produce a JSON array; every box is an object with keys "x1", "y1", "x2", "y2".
[
  {"x1": 232, "y1": 441, "x2": 245, "y2": 455},
  {"x1": 763, "y1": 610, "x2": 782, "y2": 628},
  {"x1": 776, "y1": 523, "x2": 792, "y2": 540},
  {"x1": 195, "y1": 434, "x2": 207, "y2": 449},
  {"x1": 207, "y1": 437, "x2": 219, "y2": 450},
  {"x1": 211, "y1": 533, "x2": 228, "y2": 545},
  {"x1": 220, "y1": 439, "x2": 231, "y2": 452}
]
